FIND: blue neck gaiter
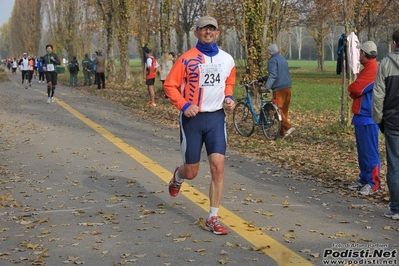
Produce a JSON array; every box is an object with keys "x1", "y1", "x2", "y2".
[{"x1": 196, "y1": 42, "x2": 219, "y2": 57}]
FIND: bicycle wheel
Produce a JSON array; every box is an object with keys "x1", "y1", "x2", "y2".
[
  {"x1": 233, "y1": 102, "x2": 255, "y2": 137},
  {"x1": 260, "y1": 102, "x2": 281, "y2": 140}
]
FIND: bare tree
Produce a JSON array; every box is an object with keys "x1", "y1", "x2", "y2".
[
  {"x1": 132, "y1": 0, "x2": 159, "y2": 74},
  {"x1": 92, "y1": 0, "x2": 117, "y2": 82},
  {"x1": 296, "y1": 0, "x2": 339, "y2": 71},
  {"x1": 0, "y1": 22, "x2": 11, "y2": 58},
  {"x1": 292, "y1": 26, "x2": 308, "y2": 60},
  {"x1": 159, "y1": 0, "x2": 174, "y2": 54},
  {"x1": 175, "y1": 0, "x2": 205, "y2": 54},
  {"x1": 9, "y1": 0, "x2": 42, "y2": 55}
]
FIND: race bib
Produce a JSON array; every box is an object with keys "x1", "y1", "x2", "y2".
[
  {"x1": 199, "y1": 64, "x2": 223, "y2": 87},
  {"x1": 47, "y1": 64, "x2": 55, "y2": 71}
]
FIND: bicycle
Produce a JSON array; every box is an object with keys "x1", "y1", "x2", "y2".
[{"x1": 233, "y1": 80, "x2": 282, "y2": 140}]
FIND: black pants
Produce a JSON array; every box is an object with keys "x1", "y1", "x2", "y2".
[
  {"x1": 96, "y1": 72, "x2": 105, "y2": 89},
  {"x1": 28, "y1": 70, "x2": 34, "y2": 83},
  {"x1": 39, "y1": 72, "x2": 45, "y2": 82},
  {"x1": 22, "y1": 70, "x2": 29, "y2": 82}
]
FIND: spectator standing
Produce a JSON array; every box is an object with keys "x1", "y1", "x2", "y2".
[
  {"x1": 42, "y1": 44, "x2": 61, "y2": 104},
  {"x1": 159, "y1": 52, "x2": 175, "y2": 98},
  {"x1": 82, "y1": 53, "x2": 93, "y2": 86},
  {"x1": 93, "y1": 51, "x2": 105, "y2": 89},
  {"x1": 347, "y1": 41, "x2": 380, "y2": 195},
  {"x1": 145, "y1": 49, "x2": 159, "y2": 106},
  {"x1": 372, "y1": 29, "x2": 399, "y2": 220},
  {"x1": 68, "y1": 56, "x2": 79, "y2": 87},
  {"x1": 164, "y1": 16, "x2": 236, "y2": 235},
  {"x1": 258, "y1": 44, "x2": 295, "y2": 138},
  {"x1": 92, "y1": 52, "x2": 98, "y2": 85}
]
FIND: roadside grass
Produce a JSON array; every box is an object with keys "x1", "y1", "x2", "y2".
[
  {"x1": 0, "y1": 68, "x2": 10, "y2": 82},
  {"x1": 57, "y1": 60, "x2": 389, "y2": 204}
]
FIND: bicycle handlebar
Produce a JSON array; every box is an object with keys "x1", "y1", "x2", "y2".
[
  {"x1": 240, "y1": 79, "x2": 271, "y2": 94},
  {"x1": 239, "y1": 80, "x2": 258, "y2": 87}
]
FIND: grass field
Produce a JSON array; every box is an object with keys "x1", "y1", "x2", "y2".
[
  {"x1": 233, "y1": 60, "x2": 343, "y2": 113},
  {"x1": 288, "y1": 60, "x2": 337, "y2": 71}
]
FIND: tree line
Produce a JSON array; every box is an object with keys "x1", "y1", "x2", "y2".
[{"x1": 0, "y1": 0, "x2": 398, "y2": 85}]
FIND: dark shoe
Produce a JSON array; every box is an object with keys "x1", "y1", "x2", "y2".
[
  {"x1": 385, "y1": 210, "x2": 399, "y2": 220},
  {"x1": 348, "y1": 182, "x2": 365, "y2": 191}
]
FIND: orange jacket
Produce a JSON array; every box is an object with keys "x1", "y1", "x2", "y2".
[{"x1": 164, "y1": 47, "x2": 236, "y2": 112}]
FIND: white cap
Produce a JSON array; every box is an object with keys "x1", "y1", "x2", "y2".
[{"x1": 357, "y1": 41, "x2": 377, "y2": 55}]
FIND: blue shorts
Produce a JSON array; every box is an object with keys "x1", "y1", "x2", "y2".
[{"x1": 179, "y1": 109, "x2": 226, "y2": 164}]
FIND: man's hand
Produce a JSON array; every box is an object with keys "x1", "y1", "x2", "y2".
[
  {"x1": 378, "y1": 121, "x2": 384, "y2": 134},
  {"x1": 183, "y1": 105, "x2": 199, "y2": 117},
  {"x1": 224, "y1": 98, "x2": 235, "y2": 112}
]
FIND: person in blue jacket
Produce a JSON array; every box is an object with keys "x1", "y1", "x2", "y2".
[
  {"x1": 258, "y1": 44, "x2": 295, "y2": 138},
  {"x1": 347, "y1": 41, "x2": 380, "y2": 196}
]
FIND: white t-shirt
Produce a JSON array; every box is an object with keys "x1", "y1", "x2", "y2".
[{"x1": 20, "y1": 58, "x2": 29, "y2": 71}]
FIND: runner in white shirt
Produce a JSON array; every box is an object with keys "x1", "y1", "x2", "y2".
[{"x1": 19, "y1": 52, "x2": 29, "y2": 89}]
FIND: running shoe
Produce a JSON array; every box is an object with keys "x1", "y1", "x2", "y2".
[
  {"x1": 384, "y1": 210, "x2": 399, "y2": 220},
  {"x1": 47, "y1": 97, "x2": 51, "y2": 104},
  {"x1": 145, "y1": 101, "x2": 156, "y2": 107},
  {"x1": 168, "y1": 166, "x2": 182, "y2": 197},
  {"x1": 348, "y1": 182, "x2": 365, "y2": 191},
  {"x1": 283, "y1": 127, "x2": 295, "y2": 139},
  {"x1": 205, "y1": 216, "x2": 228, "y2": 235},
  {"x1": 51, "y1": 97, "x2": 54, "y2": 102},
  {"x1": 359, "y1": 184, "x2": 377, "y2": 195}
]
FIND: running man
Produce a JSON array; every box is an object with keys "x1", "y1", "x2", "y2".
[
  {"x1": 42, "y1": 44, "x2": 61, "y2": 104},
  {"x1": 164, "y1": 16, "x2": 236, "y2": 235}
]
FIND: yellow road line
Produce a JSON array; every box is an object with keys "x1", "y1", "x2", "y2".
[{"x1": 56, "y1": 98, "x2": 313, "y2": 265}]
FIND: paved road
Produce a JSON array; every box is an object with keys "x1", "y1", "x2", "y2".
[{"x1": 0, "y1": 72, "x2": 398, "y2": 266}]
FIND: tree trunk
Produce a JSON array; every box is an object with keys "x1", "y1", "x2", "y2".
[
  {"x1": 160, "y1": 0, "x2": 172, "y2": 54},
  {"x1": 185, "y1": 30, "x2": 191, "y2": 50},
  {"x1": 117, "y1": 0, "x2": 131, "y2": 84},
  {"x1": 105, "y1": 24, "x2": 116, "y2": 83},
  {"x1": 244, "y1": 0, "x2": 265, "y2": 101}
]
